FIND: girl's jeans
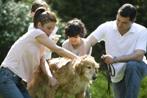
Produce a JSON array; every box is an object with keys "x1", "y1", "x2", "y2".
[
  {"x1": 112, "y1": 61, "x2": 147, "y2": 98},
  {"x1": 0, "y1": 67, "x2": 31, "y2": 98}
]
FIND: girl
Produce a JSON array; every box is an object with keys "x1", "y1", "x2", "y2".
[{"x1": 0, "y1": 7, "x2": 78, "y2": 98}]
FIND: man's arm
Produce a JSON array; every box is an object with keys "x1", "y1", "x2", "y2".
[
  {"x1": 86, "y1": 35, "x2": 98, "y2": 47},
  {"x1": 102, "y1": 49, "x2": 145, "y2": 65}
]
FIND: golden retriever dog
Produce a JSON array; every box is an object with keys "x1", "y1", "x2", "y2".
[{"x1": 28, "y1": 55, "x2": 99, "y2": 98}]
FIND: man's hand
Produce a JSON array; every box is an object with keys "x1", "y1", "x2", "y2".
[{"x1": 101, "y1": 54, "x2": 114, "y2": 65}]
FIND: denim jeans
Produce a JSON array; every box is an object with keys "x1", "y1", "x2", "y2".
[
  {"x1": 0, "y1": 67, "x2": 31, "y2": 98},
  {"x1": 112, "y1": 61, "x2": 147, "y2": 98}
]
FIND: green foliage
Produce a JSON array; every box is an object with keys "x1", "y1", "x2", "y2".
[
  {"x1": 90, "y1": 73, "x2": 113, "y2": 98},
  {"x1": 89, "y1": 73, "x2": 147, "y2": 98},
  {"x1": 51, "y1": 0, "x2": 120, "y2": 32},
  {"x1": 0, "y1": 0, "x2": 31, "y2": 63},
  {"x1": 139, "y1": 77, "x2": 147, "y2": 98}
]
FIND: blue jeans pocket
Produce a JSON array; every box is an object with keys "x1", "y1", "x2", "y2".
[
  {"x1": 0, "y1": 67, "x2": 21, "y2": 84},
  {"x1": 0, "y1": 68, "x2": 9, "y2": 84},
  {"x1": 0, "y1": 67, "x2": 31, "y2": 98}
]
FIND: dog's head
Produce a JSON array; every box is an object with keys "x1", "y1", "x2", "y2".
[{"x1": 74, "y1": 55, "x2": 99, "y2": 81}]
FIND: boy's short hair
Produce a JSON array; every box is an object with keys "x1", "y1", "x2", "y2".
[{"x1": 65, "y1": 18, "x2": 87, "y2": 38}]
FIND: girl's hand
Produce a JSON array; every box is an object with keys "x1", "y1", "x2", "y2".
[
  {"x1": 49, "y1": 77, "x2": 59, "y2": 89},
  {"x1": 40, "y1": 56, "x2": 45, "y2": 65}
]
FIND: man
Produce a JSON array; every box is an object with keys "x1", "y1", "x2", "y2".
[{"x1": 87, "y1": 3, "x2": 147, "y2": 98}]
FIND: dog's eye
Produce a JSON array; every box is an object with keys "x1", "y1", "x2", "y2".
[{"x1": 87, "y1": 66, "x2": 91, "y2": 69}]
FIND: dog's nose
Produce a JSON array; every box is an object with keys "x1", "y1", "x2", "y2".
[{"x1": 92, "y1": 74, "x2": 97, "y2": 80}]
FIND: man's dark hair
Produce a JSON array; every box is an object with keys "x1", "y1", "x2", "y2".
[{"x1": 118, "y1": 3, "x2": 136, "y2": 21}]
